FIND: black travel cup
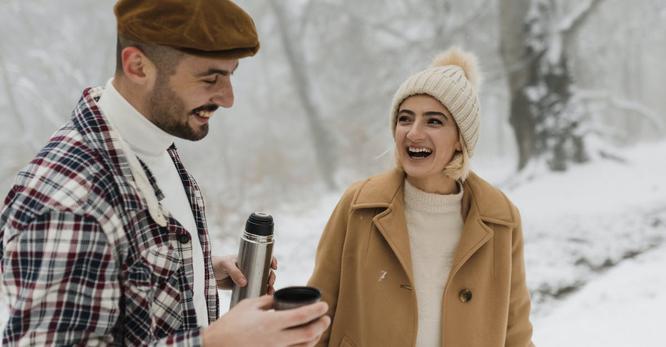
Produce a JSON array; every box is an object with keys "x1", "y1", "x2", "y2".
[{"x1": 273, "y1": 286, "x2": 322, "y2": 311}]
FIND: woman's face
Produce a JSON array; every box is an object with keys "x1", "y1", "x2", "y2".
[{"x1": 394, "y1": 95, "x2": 461, "y2": 188}]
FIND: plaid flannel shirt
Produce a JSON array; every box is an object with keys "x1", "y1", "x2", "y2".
[{"x1": 0, "y1": 87, "x2": 219, "y2": 346}]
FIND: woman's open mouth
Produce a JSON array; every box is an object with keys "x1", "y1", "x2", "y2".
[{"x1": 406, "y1": 146, "x2": 432, "y2": 159}]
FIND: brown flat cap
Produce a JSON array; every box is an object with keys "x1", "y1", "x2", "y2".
[{"x1": 114, "y1": 0, "x2": 259, "y2": 59}]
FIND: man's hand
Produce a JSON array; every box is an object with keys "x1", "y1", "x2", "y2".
[
  {"x1": 212, "y1": 255, "x2": 277, "y2": 294},
  {"x1": 202, "y1": 295, "x2": 331, "y2": 347}
]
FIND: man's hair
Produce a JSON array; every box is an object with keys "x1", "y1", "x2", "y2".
[{"x1": 115, "y1": 35, "x2": 184, "y2": 77}]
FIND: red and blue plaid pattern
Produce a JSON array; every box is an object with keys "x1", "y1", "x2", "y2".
[{"x1": 0, "y1": 87, "x2": 218, "y2": 346}]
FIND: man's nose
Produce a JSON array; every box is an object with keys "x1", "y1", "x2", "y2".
[{"x1": 212, "y1": 81, "x2": 234, "y2": 108}]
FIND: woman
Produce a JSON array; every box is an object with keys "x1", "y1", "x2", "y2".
[{"x1": 308, "y1": 47, "x2": 534, "y2": 347}]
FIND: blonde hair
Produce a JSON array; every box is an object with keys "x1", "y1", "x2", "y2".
[{"x1": 442, "y1": 132, "x2": 471, "y2": 181}]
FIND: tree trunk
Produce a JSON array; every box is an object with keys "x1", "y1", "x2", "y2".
[
  {"x1": 500, "y1": 0, "x2": 601, "y2": 171},
  {"x1": 500, "y1": 0, "x2": 534, "y2": 170},
  {"x1": 269, "y1": 0, "x2": 337, "y2": 189}
]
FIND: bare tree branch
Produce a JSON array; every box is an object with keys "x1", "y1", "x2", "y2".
[
  {"x1": 446, "y1": 0, "x2": 494, "y2": 36},
  {"x1": 558, "y1": 0, "x2": 605, "y2": 39},
  {"x1": 311, "y1": 0, "x2": 417, "y2": 43},
  {"x1": 576, "y1": 88, "x2": 666, "y2": 132}
]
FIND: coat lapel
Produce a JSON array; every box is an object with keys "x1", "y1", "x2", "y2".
[
  {"x1": 373, "y1": 188, "x2": 415, "y2": 285},
  {"x1": 447, "y1": 172, "x2": 515, "y2": 284},
  {"x1": 352, "y1": 169, "x2": 416, "y2": 284},
  {"x1": 448, "y1": 200, "x2": 493, "y2": 282}
]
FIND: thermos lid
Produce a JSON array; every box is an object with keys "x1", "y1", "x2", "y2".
[{"x1": 245, "y1": 212, "x2": 274, "y2": 236}]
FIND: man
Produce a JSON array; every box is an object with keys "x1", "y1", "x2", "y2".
[{"x1": 0, "y1": 0, "x2": 329, "y2": 346}]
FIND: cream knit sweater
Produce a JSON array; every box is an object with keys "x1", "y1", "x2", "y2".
[{"x1": 404, "y1": 179, "x2": 464, "y2": 347}]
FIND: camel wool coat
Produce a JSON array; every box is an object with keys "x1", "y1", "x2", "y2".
[{"x1": 308, "y1": 169, "x2": 534, "y2": 347}]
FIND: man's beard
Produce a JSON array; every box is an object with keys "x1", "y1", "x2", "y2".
[{"x1": 147, "y1": 76, "x2": 209, "y2": 141}]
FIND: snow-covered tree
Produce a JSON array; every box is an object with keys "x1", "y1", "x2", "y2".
[{"x1": 500, "y1": 0, "x2": 604, "y2": 171}]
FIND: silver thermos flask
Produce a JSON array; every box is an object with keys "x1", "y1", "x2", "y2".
[{"x1": 229, "y1": 212, "x2": 274, "y2": 308}]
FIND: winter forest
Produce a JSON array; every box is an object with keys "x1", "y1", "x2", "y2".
[{"x1": 1, "y1": 0, "x2": 665, "y2": 345}]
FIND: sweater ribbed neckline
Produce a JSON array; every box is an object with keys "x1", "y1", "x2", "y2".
[{"x1": 404, "y1": 179, "x2": 463, "y2": 214}]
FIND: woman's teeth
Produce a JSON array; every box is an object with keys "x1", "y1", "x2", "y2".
[{"x1": 407, "y1": 146, "x2": 432, "y2": 158}]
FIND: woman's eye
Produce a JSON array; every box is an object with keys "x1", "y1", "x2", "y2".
[
  {"x1": 428, "y1": 118, "x2": 444, "y2": 126},
  {"x1": 397, "y1": 115, "x2": 412, "y2": 124}
]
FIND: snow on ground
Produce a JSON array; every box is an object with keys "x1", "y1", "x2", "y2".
[
  {"x1": 506, "y1": 142, "x2": 666, "y2": 317},
  {"x1": 533, "y1": 242, "x2": 666, "y2": 346},
  {"x1": 1, "y1": 142, "x2": 665, "y2": 345}
]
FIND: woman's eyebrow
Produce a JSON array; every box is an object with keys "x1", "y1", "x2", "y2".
[{"x1": 424, "y1": 111, "x2": 447, "y2": 118}]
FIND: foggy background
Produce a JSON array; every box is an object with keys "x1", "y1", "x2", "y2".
[
  {"x1": 2, "y1": 0, "x2": 664, "y2": 232},
  {"x1": 1, "y1": 0, "x2": 665, "y2": 345}
]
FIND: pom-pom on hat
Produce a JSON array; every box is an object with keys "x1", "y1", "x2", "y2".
[
  {"x1": 389, "y1": 47, "x2": 482, "y2": 157},
  {"x1": 114, "y1": 0, "x2": 260, "y2": 59}
]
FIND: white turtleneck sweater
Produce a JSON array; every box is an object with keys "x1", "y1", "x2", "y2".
[
  {"x1": 404, "y1": 179, "x2": 464, "y2": 347},
  {"x1": 97, "y1": 79, "x2": 209, "y2": 327}
]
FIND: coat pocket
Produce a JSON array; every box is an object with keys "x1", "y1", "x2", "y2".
[
  {"x1": 126, "y1": 245, "x2": 183, "y2": 338},
  {"x1": 142, "y1": 244, "x2": 181, "y2": 280}
]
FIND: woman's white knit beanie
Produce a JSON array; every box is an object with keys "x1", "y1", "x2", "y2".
[{"x1": 390, "y1": 47, "x2": 482, "y2": 157}]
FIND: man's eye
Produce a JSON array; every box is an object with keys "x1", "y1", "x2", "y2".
[{"x1": 203, "y1": 77, "x2": 218, "y2": 85}]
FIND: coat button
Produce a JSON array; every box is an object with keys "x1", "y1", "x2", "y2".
[
  {"x1": 459, "y1": 288, "x2": 473, "y2": 303},
  {"x1": 178, "y1": 234, "x2": 191, "y2": 244}
]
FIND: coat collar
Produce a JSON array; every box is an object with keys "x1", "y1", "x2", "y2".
[
  {"x1": 72, "y1": 87, "x2": 136, "y2": 196},
  {"x1": 351, "y1": 168, "x2": 515, "y2": 226},
  {"x1": 351, "y1": 168, "x2": 516, "y2": 286},
  {"x1": 72, "y1": 87, "x2": 168, "y2": 226}
]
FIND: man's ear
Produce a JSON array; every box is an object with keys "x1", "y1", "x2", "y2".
[{"x1": 120, "y1": 46, "x2": 156, "y2": 85}]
